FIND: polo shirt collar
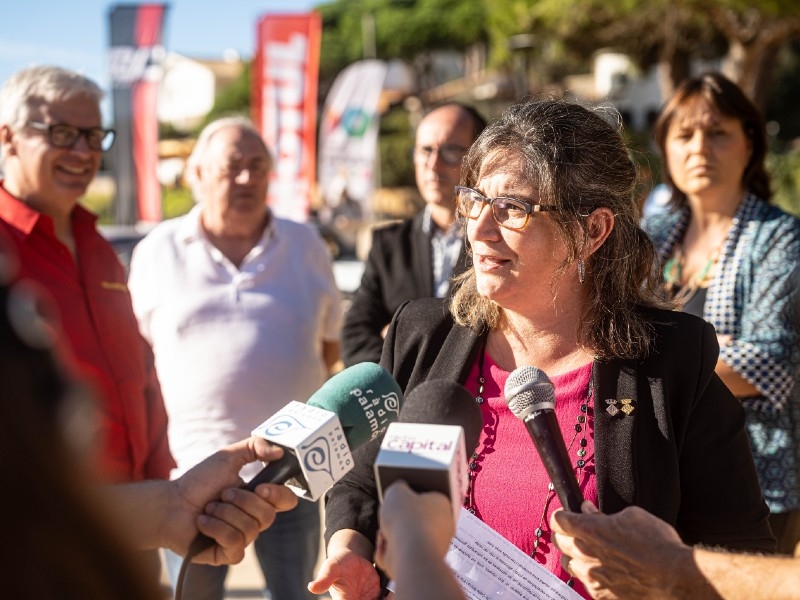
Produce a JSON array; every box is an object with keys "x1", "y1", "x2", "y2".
[
  {"x1": 0, "y1": 180, "x2": 97, "y2": 237},
  {"x1": 178, "y1": 203, "x2": 277, "y2": 249}
]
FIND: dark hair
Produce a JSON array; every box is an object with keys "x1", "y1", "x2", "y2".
[
  {"x1": 0, "y1": 275, "x2": 162, "y2": 599},
  {"x1": 451, "y1": 99, "x2": 663, "y2": 360},
  {"x1": 654, "y1": 72, "x2": 771, "y2": 205},
  {"x1": 424, "y1": 101, "x2": 488, "y2": 141}
]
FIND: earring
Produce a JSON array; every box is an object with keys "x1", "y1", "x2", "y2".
[{"x1": 578, "y1": 258, "x2": 585, "y2": 284}]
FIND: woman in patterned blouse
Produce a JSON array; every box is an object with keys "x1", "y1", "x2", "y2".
[{"x1": 643, "y1": 72, "x2": 800, "y2": 554}]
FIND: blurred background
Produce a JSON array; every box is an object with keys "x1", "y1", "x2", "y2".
[{"x1": 4, "y1": 0, "x2": 800, "y2": 274}]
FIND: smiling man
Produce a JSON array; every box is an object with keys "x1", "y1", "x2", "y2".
[{"x1": 0, "y1": 65, "x2": 174, "y2": 486}]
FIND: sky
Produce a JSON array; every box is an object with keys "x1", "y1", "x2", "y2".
[{"x1": 0, "y1": 0, "x2": 327, "y2": 107}]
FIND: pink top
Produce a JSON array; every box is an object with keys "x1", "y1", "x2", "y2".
[{"x1": 463, "y1": 353, "x2": 597, "y2": 598}]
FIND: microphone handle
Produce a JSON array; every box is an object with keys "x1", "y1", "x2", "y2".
[
  {"x1": 244, "y1": 451, "x2": 302, "y2": 491},
  {"x1": 186, "y1": 452, "x2": 303, "y2": 557},
  {"x1": 524, "y1": 409, "x2": 584, "y2": 512}
]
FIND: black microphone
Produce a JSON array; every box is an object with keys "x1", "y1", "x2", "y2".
[
  {"x1": 374, "y1": 379, "x2": 482, "y2": 517},
  {"x1": 398, "y1": 379, "x2": 482, "y2": 454},
  {"x1": 504, "y1": 366, "x2": 584, "y2": 512}
]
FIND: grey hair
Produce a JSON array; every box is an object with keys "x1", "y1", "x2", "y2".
[
  {"x1": 0, "y1": 65, "x2": 104, "y2": 166},
  {"x1": 184, "y1": 116, "x2": 272, "y2": 202},
  {"x1": 451, "y1": 98, "x2": 664, "y2": 360}
]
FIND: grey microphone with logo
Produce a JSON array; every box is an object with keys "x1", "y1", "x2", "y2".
[{"x1": 505, "y1": 366, "x2": 584, "y2": 512}]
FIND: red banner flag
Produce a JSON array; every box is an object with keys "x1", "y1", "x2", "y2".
[
  {"x1": 108, "y1": 3, "x2": 168, "y2": 224},
  {"x1": 252, "y1": 13, "x2": 321, "y2": 222}
]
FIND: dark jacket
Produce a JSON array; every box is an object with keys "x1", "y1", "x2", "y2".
[
  {"x1": 326, "y1": 298, "x2": 775, "y2": 552},
  {"x1": 341, "y1": 212, "x2": 469, "y2": 366}
]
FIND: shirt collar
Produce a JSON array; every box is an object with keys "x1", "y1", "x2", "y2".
[
  {"x1": 178, "y1": 203, "x2": 277, "y2": 249},
  {"x1": 422, "y1": 204, "x2": 460, "y2": 241},
  {"x1": 0, "y1": 180, "x2": 97, "y2": 237}
]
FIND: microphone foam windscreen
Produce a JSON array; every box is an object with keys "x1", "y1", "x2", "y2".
[
  {"x1": 400, "y1": 379, "x2": 483, "y2": 456},
  {"x1": 504, "y1": 366, "x2": 556, "y2": 419},
  {"x1": 307, "y1": 362, "x2": 403, "y2": 450}
]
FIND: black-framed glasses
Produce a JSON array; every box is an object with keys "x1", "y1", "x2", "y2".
[
  {"x1": 455, "y1": 185, "x2": 555, "y2": 231},
  {"x1": 26, "y1": 121, "x2": 116, "y2": 152},
  {"x1": 412, "y1": 143, "x2": 468, "y2": 166}
]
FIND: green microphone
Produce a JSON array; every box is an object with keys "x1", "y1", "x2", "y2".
[
  {"x1": 308, "y1": 361, "x2": 403, "y2": 449},
  {"x1": 183, "y1": 362, "x2": 403, "y2": 564},
  {"x1": 246, "y1": 361, "x2": 403, "y2": 496}
]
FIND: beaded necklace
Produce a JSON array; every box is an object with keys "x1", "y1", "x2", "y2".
[
  {"x1": 463, "y1": 338, "x2": 595, "y2": 589},
  {"x1": 663, "y1": 245, "x2": 721, "y2": 309}
]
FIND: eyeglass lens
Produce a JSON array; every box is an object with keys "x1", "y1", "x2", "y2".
[
  {"x1": 30, "y1": 122, "x2": 114, "y2": 151},
  {"x1": 457, "y1": 188, "x2": 530, "y2": 228},
  {"x1": 51, "y1": 124, "x2": 114, "y2": 151}
]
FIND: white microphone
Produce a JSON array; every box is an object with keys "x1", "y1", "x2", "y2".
[
  {"x1": 249, "y1": 362, "x2": 403, "y2": 501},
  {"x1": 185, "y1": 362, "x2": 404, "y2": 562}
]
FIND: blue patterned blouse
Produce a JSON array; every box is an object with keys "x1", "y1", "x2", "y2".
[{"x1": 644, "y1": 193, "x2": 800, "y2": 512}]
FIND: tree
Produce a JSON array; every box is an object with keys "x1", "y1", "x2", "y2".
[
  {"x1": 766, "y1": 39, "x2": 800, "y2": 142},
  {"x1": 198, "y1": 62, "x2": 252, "y2": 131},
  {"x1": 317, "y1": 0, "x2": 489, "y2": 96},
  {"x1": 496, "y1": 1, "x2": 736, "y2": 101},
  {"x1": 485, "y1": 0, "x2": 800, "y2": 108},
  {"x1": 704, "y1": 0, "x2": 800, "y2": 110}
]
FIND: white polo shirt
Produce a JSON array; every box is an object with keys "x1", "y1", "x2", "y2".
[{"x1": 128, "y1": 206, "x2": 343, "y2": 479}]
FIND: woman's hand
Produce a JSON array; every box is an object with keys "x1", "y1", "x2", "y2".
[{"x1": 308, "y1": 529, "x2": 381, "y2": 600}]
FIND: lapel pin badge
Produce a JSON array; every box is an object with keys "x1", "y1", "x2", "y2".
[{"x1": 605, "y1": 398, "x2": 634, "y2": 417}]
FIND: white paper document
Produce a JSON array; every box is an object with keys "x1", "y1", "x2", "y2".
[{"x1": 445, "y1": 508, "x2": 584, "y2": 600}]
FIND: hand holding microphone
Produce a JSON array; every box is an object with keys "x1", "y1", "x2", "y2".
[
  {"x1": 311, "y1": 378, "x2": 481, "y2": 600},
  {"x1": 372, "y1": 379, "x2": 482, "y2": 597},
  {"x1": 177, "y1": 363, "x2": 403, "y2": 600},
  {"x1": 505, "y1": 366, "x2": 584, "y2": 513},
  {"x1": 246, "y1": 361, "x2": 403, "y2": 498}
]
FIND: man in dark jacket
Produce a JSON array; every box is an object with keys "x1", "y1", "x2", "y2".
[{"x1": 341, "y1": 102, "x2": 486, "y2": 365}]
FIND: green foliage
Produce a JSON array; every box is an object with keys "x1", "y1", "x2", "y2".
[
  {"x1": 81, "y1": 190, "x2": 115, "y2": 224},
  {"x1": 487, "y1": 0, "x2": 714, "y2": 74},
  {"x1": 767, "y1": 150, "x2": 800, "y2": 218},
  {"x1": 377, "y1": 105, "x2": 415, "y2": 187},
  {"x1": 715, "y1": 0, "x2": 800, "y2": 17},
  {"x1": 197, "y1": 62, "x2": 252, "y2": 132},
  {"x1": 81, "y1": 186, "x2": 195, "y2": 225},
  {"x1": 162, "y1": 187, "x2": 196, "y2": 219},
  {"x1": 766, "y1": 40, "x2": 800, "y2": 143},
  {"x1": 159, "y1": 120, "x2": 187, "y2": 140},
  {"x1": 318, "y1": 0, "x2": 488, "y2": 84}
]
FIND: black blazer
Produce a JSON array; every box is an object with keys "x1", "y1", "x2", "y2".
[
  {"x1": 326, "y1": 298, "x2": 775, "y2": 552},
  {"x1": 341, "y1": 212, "x2": 469, "y2": 366}
]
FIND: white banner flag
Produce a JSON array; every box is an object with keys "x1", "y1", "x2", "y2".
[{"x1": 318, "y1": 59, "x2": 388, "y2": 221}]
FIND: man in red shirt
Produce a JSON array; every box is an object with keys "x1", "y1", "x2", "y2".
[{"x1": 0, "y1": 64, "x2": 173, "y2": 483}]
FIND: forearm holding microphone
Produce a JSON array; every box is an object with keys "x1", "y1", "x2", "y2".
[{"x1": 176, "y1": 363, "x2": 403, "y2": 600}]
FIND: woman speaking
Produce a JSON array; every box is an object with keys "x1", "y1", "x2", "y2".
[{"x1": 310, "y1": 98, "x2": 775, "y2": 600}]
